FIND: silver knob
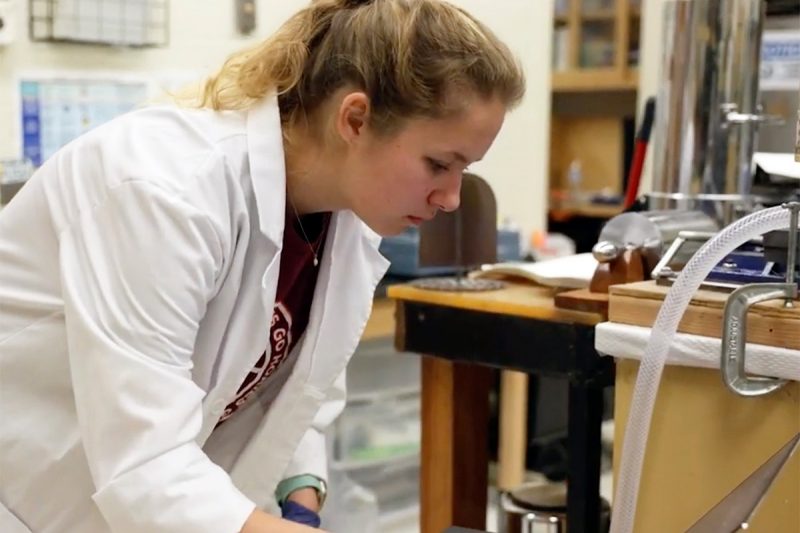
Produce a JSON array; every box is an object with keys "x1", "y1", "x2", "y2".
[{"x1": 592, "y1": 241, "x2": 622, "y2": 263}]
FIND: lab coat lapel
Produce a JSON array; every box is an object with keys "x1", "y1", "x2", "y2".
[
  {"x1": 197, "y1": 97, "x2": 286, "y2": 443},
  {"x1": 244, "y1": 94, "x2": 287, "y2": 318},
  {"x1": 301, "y1": 211, "x2": 390, "y2": 388}
]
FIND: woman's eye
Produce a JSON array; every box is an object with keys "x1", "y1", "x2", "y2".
[{"x1": 426, "y1": 158, "x2": 450, "y2": 174}]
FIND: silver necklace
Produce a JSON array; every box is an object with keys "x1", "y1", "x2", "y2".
[{"x1": 288, "y1": 195, "x2": 321, "y2": 267}]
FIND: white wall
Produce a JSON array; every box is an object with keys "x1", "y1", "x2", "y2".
[
  {"x1": 636, "y1": 0, "x2": 668, "y2": 194},
  {"x1": 0, "y1": 0, "x2": 553, "y2": 237},
  {"x1": 0, "y1": 0, "x2": 288, "y2": 157},
  {"x1": 452, "y1": 0, "x2": 554, "y2": 237}
]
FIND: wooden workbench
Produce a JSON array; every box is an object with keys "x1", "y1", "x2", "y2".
[
  {"x1": 389, "y1": 282, "x2": 613, "y2": 533},
  {"x1": 607, "y1": 281, "x2": 800, "y2": 532}
]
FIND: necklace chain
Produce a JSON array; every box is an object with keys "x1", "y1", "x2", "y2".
[{"x1": 288, "y1": 195, "x2": 321, "y2": 267}]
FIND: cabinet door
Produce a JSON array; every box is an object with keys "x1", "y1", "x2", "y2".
[{"x1": 552, "y1": 0, "x2": 641, "y2": 91}]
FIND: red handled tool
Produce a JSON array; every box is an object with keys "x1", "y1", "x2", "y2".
[{"x1": 623, "y1": 97, "x2": 656, "y2": 209}]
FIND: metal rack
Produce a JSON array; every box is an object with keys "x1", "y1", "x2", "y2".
[{"x1": 29, "y1": 0, "x2": 169, "y2": 47}]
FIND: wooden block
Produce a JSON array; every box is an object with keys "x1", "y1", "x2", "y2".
[
  {"x1": 554, "y1": 288, "x2": 609, "y2": 315},
  {"x1": 589, "y1": 249, "x2": 647, "y2": 294},
  {"x1": 608, "y1": 281, "x2": 800, "y2": 350}
]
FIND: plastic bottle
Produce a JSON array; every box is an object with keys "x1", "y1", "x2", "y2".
[{"x1": 567, "y1": 159, "x2": 583, "y2": 204}]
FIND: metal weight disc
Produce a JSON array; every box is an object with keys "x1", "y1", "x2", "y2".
[{"x1": 410, "y1": 277, "x2": 505, "y2": 291}]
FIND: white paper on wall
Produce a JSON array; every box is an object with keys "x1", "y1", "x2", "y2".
[
  {"x1": 761, "y1": 30, "x2": 800, "y2": 91},
  {"x1": 49, "y1": 0, "x2": 164, "y2": 46}
]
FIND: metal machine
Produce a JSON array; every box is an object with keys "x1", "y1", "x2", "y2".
[{"x1": 649, "y1": 0, "x2": 798, "y2": 224}]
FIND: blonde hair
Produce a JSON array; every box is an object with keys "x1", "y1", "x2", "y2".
[{"x1": 199, "y1": 0, "x2": 525, "y2": 135}]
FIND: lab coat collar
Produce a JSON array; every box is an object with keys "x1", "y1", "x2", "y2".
[{"x1": 246, "y1": 96, "x2": 287, "y2": 246}]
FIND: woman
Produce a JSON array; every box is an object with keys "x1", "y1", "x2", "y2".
[{"x1": 0, "y1": 0, "x2": 524, "y2": 531}]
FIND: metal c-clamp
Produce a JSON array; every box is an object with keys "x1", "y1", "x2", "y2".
[{"x1": 721, "y1": 203, "x2": 800, "y2": 396}]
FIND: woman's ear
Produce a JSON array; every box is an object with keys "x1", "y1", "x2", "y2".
[{"x1": 335, "y1": 91, "x2": 371, "y2": 145}]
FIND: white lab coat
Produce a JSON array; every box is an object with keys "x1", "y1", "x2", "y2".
[{"x1": 0, "y1": 96, "x2": 389, "y2": 532}]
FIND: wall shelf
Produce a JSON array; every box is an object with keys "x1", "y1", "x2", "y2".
[{"x1": 552, "y1": 68, "x2": 639, "y2": 92}]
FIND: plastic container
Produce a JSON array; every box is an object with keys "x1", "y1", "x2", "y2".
[
  {"x1": 335, "y1": 394, "x2": 421, "y2": 464},
  {"x1": 320, "y1": 467, "x2": 380, "y2": 533},
  {"x1": 347, "y1": 339, "x2": 421, "y2": 402},
  {"x1": 345, "y1": 454, "x2": 421, "y2": 517}
]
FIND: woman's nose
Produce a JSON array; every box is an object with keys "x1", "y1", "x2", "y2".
[{"x1": 429, "y1": 175, "x2": 462, "y2": 212}]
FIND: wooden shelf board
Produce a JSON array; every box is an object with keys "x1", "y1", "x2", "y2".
[
  {"x1": 581, "y1": 10, "x2": 616, "y2": 21},
  {"x1": 552, "y1": 69, "x2": 638, "y2": 92}
]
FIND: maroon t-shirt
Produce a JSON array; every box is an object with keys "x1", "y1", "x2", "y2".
[{"x1": 217, "y1": 208, "x2": 331, "y2": 425}]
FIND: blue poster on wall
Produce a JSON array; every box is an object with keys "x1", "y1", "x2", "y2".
[
  {"x1": 20, "y1": 82, "x2": 42, "y2": 166},
  {"x1": 19, "y1": 78, "x2": 148, "y2": 166}
]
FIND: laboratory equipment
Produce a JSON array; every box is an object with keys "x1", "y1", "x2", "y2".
[
  {"x1": 649, "y1": 0, "x2": 791, "y2": 225},
  {"x1": 592, "y1": 210, "x2": 718, "y2": 274},
  {"x1": 610, "y1": 204, "x2": 798, "y2": 533}
]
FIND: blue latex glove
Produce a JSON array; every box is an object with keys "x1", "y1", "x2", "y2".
[{"x1": 281, "y1": 500, "x2": 322, "y2": 528}]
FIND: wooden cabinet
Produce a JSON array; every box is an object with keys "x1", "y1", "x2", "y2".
[
  {"x1": 546, "y1": 2, "x2": 643, "y2": 248},
  {"x1": 552, "y1": 0, "x2": 641, "y2": 92}
]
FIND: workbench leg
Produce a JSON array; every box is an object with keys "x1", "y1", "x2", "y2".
[
  {"x1": 566, "y1": 383, "x2": 604, "y2": 533},
  {"x1": 420, "y1": 356, "x2": 492, "y2": 533},
  {"x1": 497, "y1": 370, "x2": 529, "y2": 492}
]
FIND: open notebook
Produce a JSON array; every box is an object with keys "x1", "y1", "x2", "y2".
[{"x1": 471, "y1": 253, "x2": 598, "y2": 289}]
